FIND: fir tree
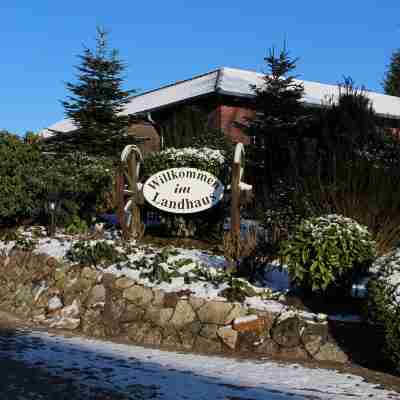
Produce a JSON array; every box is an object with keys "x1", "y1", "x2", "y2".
[
  {"x1": 383, "y1": 49, "x2": 400, "y2": 97},
  {"x1": 47, "y1": 28, "x2": 135, "y2": 158},
  {"x1": 245, "y1": 46, "x2": 309, "y2": 189}
]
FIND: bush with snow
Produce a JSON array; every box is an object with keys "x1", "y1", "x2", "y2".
[
  {"x1": 281, "y1": 214, "x2": 376, "y2": 292},
  {"x1": 365, "y1": 249, "x2": 400, "y2": 372},
  {"x1": 370, "y1": 248, "x2": 400, "y2": 299},
  {"x1": 142, "y1": 147, "x2": 226, "y2": 179}
]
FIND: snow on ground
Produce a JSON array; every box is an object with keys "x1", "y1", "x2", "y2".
[
  {"x1": 0, "y1": 227, "x2": 360, "y2": 322},
  {"x1": 0, "y1": 327, "x2": 398, "y2": 400}
]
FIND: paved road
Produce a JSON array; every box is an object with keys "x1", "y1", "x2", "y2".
[
  {"x1": 0, "y1": 321, "x2": 399, "y2": 400},
  {"x1": 0, "y1": 327, "x2": 158, "y2": 400},
  {"x1": 0, "y1": 357, "x2": 132, "y2": 399}
]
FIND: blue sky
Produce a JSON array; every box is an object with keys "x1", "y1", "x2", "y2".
[{"x1": 1, "y1": 1, "x2": 399, "y2": 135}]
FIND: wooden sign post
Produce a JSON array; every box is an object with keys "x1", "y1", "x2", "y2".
[
  {"x1": 119, "y1": 145, "x2": 145, "y2": 240},
  {"x1": 115, "y1": 167, "x2": 127, "y2": 238},
  {"x1": 230, "y1": 143, "x2": 245, "y2": 262}
]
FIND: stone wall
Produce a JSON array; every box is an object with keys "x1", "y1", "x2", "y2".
[{"x1": 0, "y1": 250, "x2": 349, "y2": 364}]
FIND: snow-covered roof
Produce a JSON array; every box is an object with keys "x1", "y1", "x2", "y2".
[{"x1": 41, "y1": 67, "x2": 400, "y2": 137}]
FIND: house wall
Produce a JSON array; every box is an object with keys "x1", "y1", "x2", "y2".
[
  {"x1": 217, "y1": 104, "x2": 253, "y2": 144},
  {"x1": 126, "y1": 122, "x2": 160, "y2": 155},
  {"x1": 151, "y1": 95, "x2": 253, "y2": 147}
]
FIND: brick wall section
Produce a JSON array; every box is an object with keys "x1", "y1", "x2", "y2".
[
  {"x1": 218, "y1": 105, "x2": 254, "y2": 144},
  {"x1": 126, "y1": 122, "x2": 160, "y2": 155}
]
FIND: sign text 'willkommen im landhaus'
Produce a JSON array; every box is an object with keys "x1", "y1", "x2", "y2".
[{"x1": 143, "y1": 168, "x2": 224, "y2": 214}]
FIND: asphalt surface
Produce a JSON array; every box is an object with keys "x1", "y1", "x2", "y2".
[{"x1": 0, "y1": 311, "x2": 399, "y2": 400}]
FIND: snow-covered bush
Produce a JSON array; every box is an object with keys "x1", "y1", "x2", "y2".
[
  {"x1": 281, "y1": 214, "x2": 376, "y2": 292},
  {"x1": 365, "y1": 249, "x2": 400, "y2": 372},
  {"x1": 142, "y1": 147, "x2": 226, "y2": 179},
  {"x1": 370, "y1": 249, "x2": 400, "y2": 297}
]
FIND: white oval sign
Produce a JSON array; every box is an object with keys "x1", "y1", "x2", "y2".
[{"x1": 143, "y1": 168, "x2": 224, "y2": 214}]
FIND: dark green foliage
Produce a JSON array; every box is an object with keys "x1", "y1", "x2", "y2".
[
  {"x1": 0, "y1": 228, "x2": 22, "y2": 242},
  {"x1": 139, "y1": 262, "x2": 174, "y2": 284},
  {"x1": 36, "y1": 153, "x2": 114, "y2": 226},
  {"x1": 47, "y1": 28, "x2": 135, "y2": 158},
  {"x1": 244, "y1": 45, "x2": 311, "y2": 194},
  {"x1": 273, "y1": 80, "x2": 400, "y2": 257},
  {"x1": 0, "y1": 132, "x2": 43, "y2": 224},
  {"x1": 66, "y1": 240, "x2": 128, "y2": 268},
  {"x1": 137, "y1": 248, "x2": 182, "y2": 283},
  {"x1": 220, "y1": 278, "x2": 257, "y2": 302},
  {"x1": 260, "y1": 182, "x2": 305, "y2": 255},
  {"x1": 64, "y1": 215, "x2": 89, "y2": 235},
  {"x1": 0, "y1": 131, "x2": 113, "y2": 227},
  {"x1": 365, "y1": 279, "x2": 394, "y2": 325},
  {"x1": 293, "y1": 154, "x2": 400, "y2": 255},
  {"x1": 383, "y1": 49, "x2": 400, "y2": 97},
  {"x1": 281, "y1": 214, "x2": 376, "y2": 292},
  {"x1": 368, "y1": 282, "x2": 400, "y2": 374},
  {"x1": 13, "y1": 237, "x2": 37, "y2": 252},
  {"x1": 188, "y1": 264, "x2": 229, "y2": 287},
  {"x1": 314, "y1": 78, "x2": 383, "y2": 164}
]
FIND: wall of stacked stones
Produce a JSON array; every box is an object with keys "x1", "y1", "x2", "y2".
[{"x1": 0, "y1": 250, "x2": 349, "y2": 364}]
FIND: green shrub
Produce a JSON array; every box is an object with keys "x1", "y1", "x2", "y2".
[
  {"x1": 66, "y1": 240, "x2": 127, "y2": 268},
  {"x1": 64, "y1": 215, "x2": 89, "y2": 235},
  {"x1": 0, "y1": 132, "x2": 43, "y2": 224},
  {"x1": 0, "y1": 228, "x2": 22, "y2": 242},
  {"x1": 365, "y1": 250, "x2": 400, "y2": 372},
  {"x1": 220, "y1": 277, "x2": 257, "y2": 302},
  {"x1": 260, "y1": 182, "x2": 308, "y2": 259},
  {"x1": 36, "y1": 153, "x2": 114, "y2": 226},
  {"x1": 13, "y1": 236, "x2": 37, "y2": 252},
  {"x1": 281, "y1": 214, "x2": 376, "y2": 292},
  {"x1": 0, "y1": 132, "x2": 114, "y2": 227}
]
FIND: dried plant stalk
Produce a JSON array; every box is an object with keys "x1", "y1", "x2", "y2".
[{"x1": 223, "y1": 226, "x2": 258, "y2": 272}]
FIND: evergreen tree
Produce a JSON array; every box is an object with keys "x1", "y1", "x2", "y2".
[
  {"x1": 47, "y1": 28, "x2": 135, "y2": 158},
  {"x1": 383, "y1": 49, "x2": 400, "y2": 97},
  {"x1": 245, "y1": 46, "x2": 310, "y2": 189},
  {"x1": 318, "y1": 78, "x2": 379, "y2": 158}
]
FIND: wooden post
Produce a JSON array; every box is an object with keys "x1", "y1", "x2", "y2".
[
  {"x1": 121, "y1": 145, "x2": 145, "y2": 241},
  {"x1": 228, "y1": 143, "x2": 245, "y2": 267},
  {"x1": 231, "y1": 161, "x2": 241, "y2": 250},
  {"x1": 127, "y1": 153, "x2": 143, "y2": 239},
  {"x1": 115, "y1": 169, "x2": 128, "y2": 238}
]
